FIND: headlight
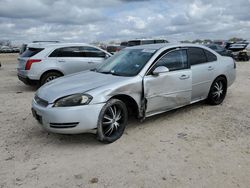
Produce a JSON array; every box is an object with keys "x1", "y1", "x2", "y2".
[{"x1": 53, "y1": 94, "x2": 92, "y2": 107}]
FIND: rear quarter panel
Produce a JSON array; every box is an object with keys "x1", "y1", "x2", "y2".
[
  {"x1": 214, "y1": 56, "x2": 236, "y2": 87},
  {"x1": 28, "y1": 59, "x2": 64, "y2": 80}
]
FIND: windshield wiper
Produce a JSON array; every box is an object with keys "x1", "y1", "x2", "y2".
[{"x1": 98, "y1": 71, "x2": 121, "y2": 76}]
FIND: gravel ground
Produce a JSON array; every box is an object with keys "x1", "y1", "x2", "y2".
[{"x1": 0, "y1": 53, "x2": 250, "y2": 188}]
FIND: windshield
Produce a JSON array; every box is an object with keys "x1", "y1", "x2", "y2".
[{"x1": 95, "y1": 48, "x2": 156, "y2": 76}]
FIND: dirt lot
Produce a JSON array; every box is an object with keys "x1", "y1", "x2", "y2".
[{"x1": 0, "y1": 53, "x2": 250, "y2": 188}]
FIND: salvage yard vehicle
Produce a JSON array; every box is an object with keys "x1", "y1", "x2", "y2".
[
  {"x1": 225, "y1": 42, "x2": 249, "y2": 61},
  {"x1": 17, "y1": 43, "x2": 111, "y2": 86},
  {"x1": 106, "y1": 45, "x2": 123, "y2": 54},
  {"x1": 206, "y1": 44, "x2": 233, "y2": 57},
  {"x1": 0, "y1": 46, "x2": 13, "y2": 53},
  {"x1": 32, "y1": 43, "x2": 236, "y2": 143}
]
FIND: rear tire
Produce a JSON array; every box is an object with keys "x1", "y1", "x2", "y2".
[
  {"x1": 40, "y1": 71, "x2": 62, "y2": 86},
  {"x1": 206, "y1": 77, "x2": 227, "y2": 105},
  {"x1": 97, "y1": 99, "x2": 128, "y2": 144}
]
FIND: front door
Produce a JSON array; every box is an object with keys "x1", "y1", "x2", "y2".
[{"x1": 144, "y1": 49, "x2": 192, "y2": 116}]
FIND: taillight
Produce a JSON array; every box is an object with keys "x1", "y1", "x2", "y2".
[{"x1": 25, "y1": 59, "x2": 41, "y2": 70}]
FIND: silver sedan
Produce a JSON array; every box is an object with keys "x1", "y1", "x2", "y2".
[{"x1": 32, "y1": 43, "x2": 236, "y2": 143}]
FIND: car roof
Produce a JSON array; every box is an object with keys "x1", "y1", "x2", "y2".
[
  {"x1": 27, "y1": 42, "x2": 91, "y2": 49},
  {"x1": 127, "y1": 43, "x2": 207, "y2": 50}
]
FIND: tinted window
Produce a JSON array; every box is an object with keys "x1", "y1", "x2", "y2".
[
  {"x1": 154, "y1": 40, "x2": 168, "y2": 43},
  {"x1": 141, "y1": 40, "x2": 154, "y2": 45},
  {"x1": 154, "y1": 50, "x2": 188, "y2": 71},
  {"x1": 20, "y1": 48, "x2": 44, "y2": 57},
  {"x1": 188, "y1": 47, "x2": 207, "y2": 65},
  {"x1": 83, "y1": 46, "x2": 106, "y2": 58},
  {"x1": 127, "y1": 40, "x2": 141, "y2": 46},
  {"x1": 120, "y1": 42, "x2": 128, "y2": 46},
  {"x1": 204, "y1": 49, "x2": 217, "y2": 62},
  {"x1": 49, "y1": 47, "x2": 84, "y2": 57}
]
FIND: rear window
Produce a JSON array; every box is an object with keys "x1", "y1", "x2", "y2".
[
  {"x1": 204, "y1": 49, "x2": 217, "y2": 62},
  {"x1": 20, "y1": 48, "x2": 44, "y2": 57}
]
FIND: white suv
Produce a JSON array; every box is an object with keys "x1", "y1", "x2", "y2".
[{"x1": 17, "y1": 43, "x2": 111, "y2": 86}]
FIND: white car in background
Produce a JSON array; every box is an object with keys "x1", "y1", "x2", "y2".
[{"x1": 17, "y1": 43, "x2": 111, "y2": 86}]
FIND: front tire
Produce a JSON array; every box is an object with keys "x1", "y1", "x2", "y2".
[
  {"x1": 207, "y1": 77, "x2": 227, "y2": 105},
  {"x1": 97, "y1": 99, "x2": 128, "y2": 143}
]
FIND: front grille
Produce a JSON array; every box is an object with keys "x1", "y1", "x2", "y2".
[
  {"x1": 34, "y1": 95, "x2": 49, "y2": 107},
  {"x1": 50, "y1": 122, "x2": 79, "y2": 129}
]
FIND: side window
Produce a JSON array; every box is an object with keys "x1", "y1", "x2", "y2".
[
  {"x1": 49, "y1": 47, "x2": 84, "y2": 58},
  {"x1": 154, "y1": 40, "x2": 166, "y2": 44},
  {"x1": 141, "y1": 40, "x2": 154, "y2": 45},
  {"x1": 82, "y1": 47, "x2": 106, "y2": 58},
  {"x1": 154, "y1": 50, "x2": 188, "y2": 71},
  {"x1": 188, "y1": 47, "x2": 207, "y2": 65},
  {"x1": 204, "y1": 49, "x2": 217, "y2": 62}
]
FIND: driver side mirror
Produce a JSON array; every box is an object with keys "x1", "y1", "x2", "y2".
[
  {"x1": 152, "y1": 66, "x2": 169, "y2": 76},
  {"x1": 105, "y1": 54, "x2": 111, "y2": 59}
]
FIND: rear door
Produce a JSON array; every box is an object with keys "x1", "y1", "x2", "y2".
[
  {"x1": 49, "y1": 46, "x2": 107, "y2": 75},
  {"x1": 49, "y1": 46, "x2": 87, "y2": 75},
  {"x1": 188, "y1": 47, "x2": 217, "y2": 101},
  {"x1": 144, "y1": 49, "x2": 192, "y2": 116}
]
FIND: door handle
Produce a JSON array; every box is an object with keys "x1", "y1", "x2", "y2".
[
  {"x1": 88, "y1": 61, "x2": 94, "y2": 64},
  {"x1": 179, "y1": 75, "x2": 190, "y2": 80},
  {"x1": 208, "y1": 66, "x2": 214, "y2": 71},
  {"x1": 58, "y1": 60, "x2": 65, "y2": 63}
]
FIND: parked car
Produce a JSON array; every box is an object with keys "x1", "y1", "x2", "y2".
[
  {"x1": 12, "y1": 47, "x2": 20, "y2": 53},
  {"x1": 121, "y1": 39, "x2": 168, "y2": 47},
  {"x1": 213, "y1": 40, "x2": 228, "y2": 48},
  {"x1": 32, "y1": 43, "x2": 236, "y2": 143},
  {"x1": 17, "y1": 43, "x2": 111, "y2": 86},
  {"x1": 225, "y1": 42, "x2": 249, "y2": 61},
  {"x1": 0, "y1": 46, "x2": 12, "y2": 53},
  {"x1": 106, "y1": 45, "x2": 123, "y2": 54},
  {"x1": 206, "y1": 44, "x2": 233, "y2": 57}
]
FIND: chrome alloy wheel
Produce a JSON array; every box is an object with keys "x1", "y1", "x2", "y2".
[
  {"x1": 102, "y1": 105, "x2": 123, "y2": 136},
  {"x1": 212, "y1": 81, "x2": 224, "y2": 100}
]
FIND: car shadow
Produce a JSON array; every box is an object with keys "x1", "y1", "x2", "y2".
[{"x1": 126, "y1": 100, "x2": 207, "y2": 130}]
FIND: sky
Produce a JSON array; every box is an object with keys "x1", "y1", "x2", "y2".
[{"x1": 0, "y1": 0, "x2": 250, "y2": 44}]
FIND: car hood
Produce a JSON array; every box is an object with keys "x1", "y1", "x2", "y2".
[{"x1": 36, "y1": 71, "x2": 129, "y2": 103}]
